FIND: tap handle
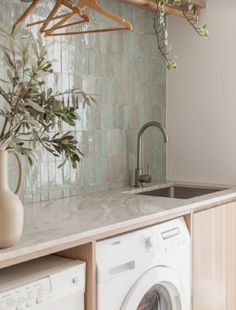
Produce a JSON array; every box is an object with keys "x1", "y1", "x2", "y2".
[{"x1": 144, "y1": 163, "x2": 152, "y2": 184}]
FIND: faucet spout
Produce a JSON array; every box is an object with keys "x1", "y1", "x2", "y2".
[{"x1": 135, "y1": 121, "x2": 168, "y2": 188}]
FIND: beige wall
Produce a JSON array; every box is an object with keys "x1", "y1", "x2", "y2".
[{"x1": 167, "y1": 0, "x2": 236, "y2": 185}]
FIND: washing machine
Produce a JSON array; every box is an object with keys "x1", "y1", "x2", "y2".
[
  {"x1": 96, "y1": 217, "x2": 190, "y2": 310},
  {"x1": 0, "y1": 255, "x2": 86, "y2": 310}
]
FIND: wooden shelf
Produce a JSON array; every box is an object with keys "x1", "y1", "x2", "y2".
[{"x1": 121, "y1": 0, "x2": 207, "y2": 20}]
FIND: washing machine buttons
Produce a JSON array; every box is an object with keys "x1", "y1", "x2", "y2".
[{"x1": 72, "y1": 277, "x2": 79, "y2": 284}]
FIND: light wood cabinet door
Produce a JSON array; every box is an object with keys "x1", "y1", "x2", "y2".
[
  {"x1": 193, "y1": 206, "x2": 227, "y2": 310},
  {"x1": 227, "y1": 201, "x2": 236, "y2": 310}
]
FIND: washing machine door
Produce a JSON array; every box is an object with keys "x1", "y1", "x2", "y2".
[{"x1": 121, "y1": 266, "x2": 182, "y2": 310}]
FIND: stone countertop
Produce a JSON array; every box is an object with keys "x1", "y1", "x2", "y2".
[{"x1": 0, "y1": 181, "x2": 236, "y2": 267}]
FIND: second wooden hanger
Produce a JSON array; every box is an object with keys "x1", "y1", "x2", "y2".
[
  {"x1": 43, "y1": 0, "x2": 133, "y2": 36},
  {"x1": 15, "y1": 0, "x2": 90, "y2": 32}
]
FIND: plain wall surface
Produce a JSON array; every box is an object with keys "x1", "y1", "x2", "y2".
[{"x1": 167, "y1": 0, "x2": 236, "y2": 185}]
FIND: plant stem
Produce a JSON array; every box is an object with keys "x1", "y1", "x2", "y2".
[
  {"x1": 181, "y1": 5, "x2": 204, "y2": 36},
  {"x1": 154, "y1": 0, "x2": 172, "y2": 67},
  {"x1": 0, "y1": 118, "x2": 8, "y2": 139},
  {"x1": 0, "y1": 86, "x2": 10, "y2": 104},
  {"x1": 4, "y1": 73, "x2": 36, "y2": 142}
]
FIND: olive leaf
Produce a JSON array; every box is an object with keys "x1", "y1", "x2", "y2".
[{"x1": 0, "y1": 22, "x2": 96, "y2": 168}]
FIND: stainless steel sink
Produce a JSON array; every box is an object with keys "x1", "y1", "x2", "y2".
[{"x1": 136, "y1": 185, "x2": 227, "y2": 199}]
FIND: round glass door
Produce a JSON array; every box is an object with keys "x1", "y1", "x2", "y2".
[
  {"x1": 137, "y1": 284, "x2": 173, "y2": 310},
  {"x1": 121, "y1": 266, "x2": 183, "y2": 310}
]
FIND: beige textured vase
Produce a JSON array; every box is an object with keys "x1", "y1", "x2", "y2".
[{"x1": 0, "y1": 150, "x2": 23, "y2": 248}]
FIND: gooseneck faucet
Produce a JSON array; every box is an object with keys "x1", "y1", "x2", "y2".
[{"x1": 135, "y1": 121, "x2": 168, "y2": 188}]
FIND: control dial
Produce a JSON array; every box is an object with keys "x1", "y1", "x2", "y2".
[{"x1": 144, "y1": 235, "x2": 157, "y2": 250}]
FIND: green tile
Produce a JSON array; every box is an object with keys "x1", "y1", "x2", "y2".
[{"x1": 2, "y1": 1, "x2": 166, "y2": 202}]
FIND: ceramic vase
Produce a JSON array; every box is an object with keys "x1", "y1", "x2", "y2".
[{"x1": 0, "y1": 150, "x2": 23, "y2": 248}]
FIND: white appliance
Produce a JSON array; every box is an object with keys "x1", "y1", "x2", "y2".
[
  {"x1": 0, "y1": 255, "x2": 86, "y2": 310},
  {"x1": 97, "y1": 217, "x2": 190, "y2": 310}
]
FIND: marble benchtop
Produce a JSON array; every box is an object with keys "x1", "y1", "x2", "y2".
[{"x1": 1, "y1": 181, "x2": 236, "y2": 266}]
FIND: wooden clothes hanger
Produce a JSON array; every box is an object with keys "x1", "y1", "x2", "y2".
[
  {"x1": 14, "y1": 0, "x2": 41, "y2": 26},
  {"x1": 44, "y1": 0, "x2": 133, "y2": 37},
  {"x1": 14, "y1": 0, "x2": 90, "y2": 33},
  {"x1": 38, "y1": 0, "x2": 90, "y2": 33},
  {"x1": 28, "y1": 9, "x2": 90, "y2": 30}
]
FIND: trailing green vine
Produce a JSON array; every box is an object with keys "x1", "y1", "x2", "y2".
[{"x1": 154, "y1": 0, "x2": 209, "y2": 70}]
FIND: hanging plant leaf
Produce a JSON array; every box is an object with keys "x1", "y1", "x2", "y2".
[{"x1": 154, "y1": 0, "x2": 209, "y2": 70}]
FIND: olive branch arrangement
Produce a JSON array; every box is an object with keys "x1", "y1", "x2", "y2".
[
  {"x1": 154, "y1": 0, "x2": 209, "y2": 70},
  {"x1": 0, "y1": 23, "x2": 95, "y2": 168}
]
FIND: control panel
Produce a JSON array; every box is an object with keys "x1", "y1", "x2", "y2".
[
  {"x1": 139, "y1": 218, "x2": 189, "y2": 256},
  {"x1": 0, "y1": 277, "x2": 52, "y2": 310},
  {"x1": 0, "y1": 256, "x2": 86, "y2": 310}
]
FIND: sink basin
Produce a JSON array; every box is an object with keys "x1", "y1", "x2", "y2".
[{"x1": 136, "y1": 185, "x2": 227, "y2": 199}]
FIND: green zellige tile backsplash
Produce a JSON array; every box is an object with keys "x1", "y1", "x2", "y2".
[{"x1": 0, "y1": 0, "x2": 166, "y2": 203}]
